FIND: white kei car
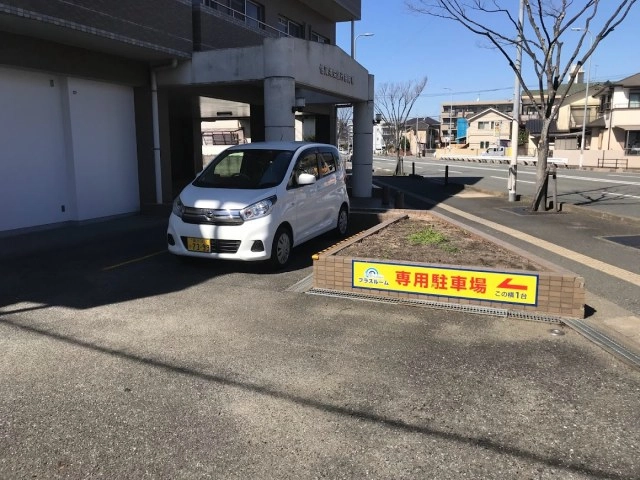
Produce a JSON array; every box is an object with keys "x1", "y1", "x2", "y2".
[{"x1": 167, "y1": 141, "x2": 350, "y2": 268}]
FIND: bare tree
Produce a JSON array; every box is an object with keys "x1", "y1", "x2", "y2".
[
  {"x1": 375, "y1": 77, "x2": 428, "y2": 175},
  {"x1": 406, "y1": 0, "x2": 637, "y2": 210},
  {"x1": 336, "y1": 106, "x2": 353, "y2": 152}
]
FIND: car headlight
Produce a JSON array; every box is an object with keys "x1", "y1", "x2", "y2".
[
  {"x1": 172, "y1": 196, "x2": 185, "y2": 218},
  {"x1": 240, "y1": 196, "x2": 277, "y2": 221}
]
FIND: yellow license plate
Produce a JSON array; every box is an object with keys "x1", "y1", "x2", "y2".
[{"x1": 187, "y1": 237, "x2": 211, "y2": 253}]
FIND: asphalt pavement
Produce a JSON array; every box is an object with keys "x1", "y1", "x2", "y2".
[{"x1": 1, "y1": 178, "x2": 640, "y2": 479}]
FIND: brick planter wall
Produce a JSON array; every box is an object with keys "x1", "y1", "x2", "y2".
[{"x1": 312, "y1": 211, "x2": 585, "y2": 319}]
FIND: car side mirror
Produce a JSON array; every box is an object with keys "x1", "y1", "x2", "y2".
[{"x1": 297, "y1": 173, "x2": 316, "y2": 186}]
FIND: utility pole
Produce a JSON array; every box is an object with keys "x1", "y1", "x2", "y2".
[
  {"x1": 508, "y1": 0, "x2": 524, "y2": 202},
  {"x1": 416, "y1": 117, "x2": 419, "y2": 156},
  {"x1": 572, "y1": 27, "x2": 593, "y2": 170}
]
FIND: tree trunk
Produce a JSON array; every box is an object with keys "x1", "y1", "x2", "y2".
[
  {"x1": 530, "y1": 120, "x2": 552, "y2": 211},
  {"x1": 395, "y1": 150, "x2": 404, "y2": 175}
]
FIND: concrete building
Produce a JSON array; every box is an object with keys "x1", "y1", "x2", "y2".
[{"x1": 0, "y1": 0, "x2": 373, "y2": 235}]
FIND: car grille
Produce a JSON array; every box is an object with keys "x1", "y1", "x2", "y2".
[
  {"x1": 181, "y1": 207, "x2": 243, "y2": 225},
  {"x1": 180, "y1": 237, "x2": 241, "y2": 254}
]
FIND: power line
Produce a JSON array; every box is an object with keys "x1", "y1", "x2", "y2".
[
  {"x1": 418, "y1": 70, "x2": 637, "y2": 99},
  {"x1": 419, "y1": 87, "x2": 512, "y2": 98}
]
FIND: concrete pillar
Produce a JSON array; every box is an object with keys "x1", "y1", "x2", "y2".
[
  {"x1": 351, "y1": 74, "x2": 375, "y2": 198},
  {"x1": 264, "y1": 38, "x2": 296, "y2": 142}
]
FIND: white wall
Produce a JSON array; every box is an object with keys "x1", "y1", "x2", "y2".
[{"x1": 613, "y1": 88, "x2": 628, "y2": 108}]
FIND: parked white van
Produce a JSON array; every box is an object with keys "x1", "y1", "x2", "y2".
[
  {"x1": 481, "y1": 145, "x2": 506, "y2": 156},
  {"x1": 167, "y1": 141, "x2": 350, "y2": 268}
]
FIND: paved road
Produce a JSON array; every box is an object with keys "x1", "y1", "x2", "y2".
[
  {"x1": 373, "y1": 155, "x2": 640, "y2": 221},
  {"x1": 1, "y1": 213, "x2": 640, "y2": 479}
]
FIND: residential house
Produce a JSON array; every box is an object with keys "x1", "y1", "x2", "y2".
[
  {"x1": 589, "y1": 73, "x2": 640, "y2": 159},
  {"x1": 405, "y1": 117, "x2": 440, "y2": 155},
  {"x1": 466, "y1": 109, "x2": 513, "y2": 152},
  {"x1": 440, "y1": 99, "x2": 513, "y2": 146},
  {"x1": 521, "y1": 71, "x2": 601, "y2": 156}
]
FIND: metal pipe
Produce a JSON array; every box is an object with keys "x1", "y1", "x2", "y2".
[
  {"x1": 151, "y1": 59, "x2": 178, "y2": 204},
  {"x1": 354, "y1": 32, "x2": 374, "y2": 60}
]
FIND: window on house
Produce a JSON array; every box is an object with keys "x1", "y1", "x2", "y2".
[
  {"x1": 278, "y1": 16, "x2": 304, "y2": 38},
  {"x1": 311, "y1": 31, "x2": 329, "y2": 44},
  {"x1": 478, "y1": 121, "x2": 491, "y2": 130},
  {"x1": 629, "y1": 91, "x2": 640, "y2": 108}
]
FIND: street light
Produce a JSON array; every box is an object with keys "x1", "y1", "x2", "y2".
[
  {"x1": 572, "y1": 27, "x2": 593, "y2": 170},
  {"x1": 443, "y1": 87, "x2": 453, "y2": 150},
  {"x1": 353, "y1": 32, "x2": 374, "y2": 60}
]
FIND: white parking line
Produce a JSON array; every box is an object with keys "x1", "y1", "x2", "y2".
[
  {"x1": 600, "y1": 191, "x2": 640, "y2": 200},
  {"x1": 608, "y1": 174, "x2": 640, "y2": 179},
  {"x1": 490, "y1": 175, "x2": 535, "y2": 184},
  {"x1": 559, "y1": 174, "x2": 640, "y2": 186}
]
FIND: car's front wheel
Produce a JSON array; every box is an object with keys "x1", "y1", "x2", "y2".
[
  {"x1": 335, "y1": 205, "x2": 349, "y2": 238},
  {"x1": 269, "y1": 226, "x2": 292, "y2": 269}
]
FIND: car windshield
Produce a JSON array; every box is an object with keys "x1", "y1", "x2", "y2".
[{"x1": 193, "y1": 149, "x2": 294, "y2": 189}]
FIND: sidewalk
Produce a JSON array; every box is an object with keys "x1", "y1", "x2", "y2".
[{"x1": 351, "y1": 174, "x2": 640, "y2": 368}]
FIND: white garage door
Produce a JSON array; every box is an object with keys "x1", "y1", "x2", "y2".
[
  {"x1": 0, "y1": 67, "x2": 139, "y2": 233},
  {"x1": 0, "y1": 67, "x2": 69, "y2": 231}
]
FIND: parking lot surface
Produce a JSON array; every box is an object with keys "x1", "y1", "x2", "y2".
[{"x1": 1, "y1": 213, "x2": 640, "y2": 479}]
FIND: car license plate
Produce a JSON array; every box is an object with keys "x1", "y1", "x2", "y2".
[{"x1": 187, "y1": 237, "x2": 211, "y2": 253}]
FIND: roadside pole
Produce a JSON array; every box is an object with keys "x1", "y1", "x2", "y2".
[{"x1": 508, "y1": 0, "x2": 524, "y2": 202}]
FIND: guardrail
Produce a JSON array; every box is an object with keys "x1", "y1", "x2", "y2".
[
  {"x1": 597, "y1": 158, "x2": 628, "y2": 169},
  {"x1": 439, "y1": 155, "x2": 569, "y2": 167}
]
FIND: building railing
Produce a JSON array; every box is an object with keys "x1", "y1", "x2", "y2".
[
  {"x1": 569, "y1": 109, "x2": 598, "y2": 128},
  {"x1": 202, "y1": 130, "x2": 241, "y2": 146},
  {"x1": 625, "y1": 147, "x2": 640, "y2": 156},
  {"x1": 200, "y1": 0, "x2": 286, "y2": 38},
  {"x1": 598, "y1": 102, "x2": 640, "y2": 113}
]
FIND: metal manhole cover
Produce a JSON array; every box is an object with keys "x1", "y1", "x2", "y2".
[
  {"x1": 498, "y1": 207, "x2": 566, "y2": 216},
  {"x1": 602, "y1": 235, "x2": 640, "y2": 250}
]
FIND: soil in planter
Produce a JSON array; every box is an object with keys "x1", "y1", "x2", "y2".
[{"x1": 337, "y1": 217, "x2": 544, "y2": 271}]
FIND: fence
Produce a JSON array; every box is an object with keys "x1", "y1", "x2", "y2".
[{"x1": 597, "y1": 158, "x2": 628, "y2": 169}]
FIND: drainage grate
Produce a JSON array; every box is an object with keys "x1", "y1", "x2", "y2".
[
  {"x1": 564, "y1": 318, "x2": 640, "y2": 369},
  {"x1": 307, "y1": 288, "x2": 564, "y2": 324},
  {"x1": 602, "y1": 234, "x2": 640, "y2": 250}
]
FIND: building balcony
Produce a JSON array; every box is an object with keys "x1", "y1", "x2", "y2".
[
  {"x1": 0, "y1": 1, "x2": 193, "y2": 60},
  {"x1": 299, "y1": 0, "x2": 361, "y2": 22}
]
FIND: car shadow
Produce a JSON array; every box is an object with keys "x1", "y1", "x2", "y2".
[{"x1": 0, "y1": 211, "x2": 383, "y2": 311}]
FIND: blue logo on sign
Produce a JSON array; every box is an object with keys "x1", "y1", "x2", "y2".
[{"x1": 364, "y1": 268, "x2": 384, "y2": 280}]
